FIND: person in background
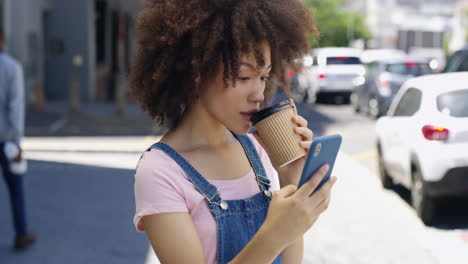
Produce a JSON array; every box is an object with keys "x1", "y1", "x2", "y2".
[{"x1": 0, "y1": 31, "x2": 36, "y2": 250}]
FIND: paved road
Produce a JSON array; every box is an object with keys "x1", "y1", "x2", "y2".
[{"x1": 0, "y1": 152, "x2": 148, "y2": 264}]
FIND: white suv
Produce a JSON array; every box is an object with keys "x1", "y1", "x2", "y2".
[
  {"x1": 311, "y1": 47, "x2": 365, "y2": 104},
  {"x1": 376, "y1": 72, "x2": 468, "y2": 225}
]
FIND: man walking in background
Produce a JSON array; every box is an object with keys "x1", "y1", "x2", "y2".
[{"x1": 0, "y1": 31, "x2": 36, "y2": 250}]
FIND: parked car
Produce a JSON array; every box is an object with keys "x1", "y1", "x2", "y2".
[
  {"x1": 352, "y1": 57, "x2": 432, "y2": 118},
  {"x1": 408, "y1": 47, "x2": 446, "y2": 72},
  {"x1": 310, "y1": 47, "x2": 365, "y2": 104},
  {"x1": 375, "y1": 72, "x2": 468, "y2": 225},
  {"x1": 443, "y1": 45, "x2": 468, "y2": 73},
  {"x1": 288, "y1": 55, "x2": 317, "y2": 104}
]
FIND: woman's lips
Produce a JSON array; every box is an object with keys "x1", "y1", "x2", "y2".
[
  {"x1": 241, "y1": 109, "x2": 258, "y2": 122},
  {"x1": 241, "y1": 113, "x2": 253, "y2": 122}
]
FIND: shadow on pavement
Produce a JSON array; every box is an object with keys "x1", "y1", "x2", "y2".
[
  {"x1": 0, "y1": 160, "x2": 148, "y2": 263},
  {"x1": 392, "y1": 184, "x2": 468, "y2": 230}
]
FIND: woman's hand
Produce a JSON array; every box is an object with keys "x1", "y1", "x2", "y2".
[
  {"x1": 259, "y1": 164, "x2": 337, "y2": 253},
  {"x1": 253, "y1": 98, "x2": 313, "y2": 187}
]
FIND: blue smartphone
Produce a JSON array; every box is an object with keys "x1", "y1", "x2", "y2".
[{"x1": 297, "y1": 134, "x2": 342, "y2": 192}]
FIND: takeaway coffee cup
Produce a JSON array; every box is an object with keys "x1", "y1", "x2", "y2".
[
  {"x1": 251, "y1": 100, "x2": 305, "y2": 167},
  {"x1": 3, "y1": 141, "x2": 27, "y2": 175}
]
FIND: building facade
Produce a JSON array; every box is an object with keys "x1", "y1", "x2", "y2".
[
  {"x1": 346, "y1": 0, "x2": 460, "y2": 52},
  {"x1": 1, "y1": 0, "x2": 143, "y2": 105}
]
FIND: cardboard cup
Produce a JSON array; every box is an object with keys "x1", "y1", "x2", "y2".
[{"x1": 252, "y1": 101, "x2": 305, "y2": 167}]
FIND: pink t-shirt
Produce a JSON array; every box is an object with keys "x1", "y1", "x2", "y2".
[{"x1": 133, "y1": 134, "x2": 280, "y2": 264}]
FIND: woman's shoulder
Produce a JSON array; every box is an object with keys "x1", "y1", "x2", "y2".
[{"x1": 135, "y1": 146, "x2": 185, "y2": 182}]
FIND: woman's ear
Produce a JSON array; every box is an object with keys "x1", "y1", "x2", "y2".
[
  {"x1": 193, "y1": 73, "x2": 202, "y2": 98},
  {"x1": 194, "y1": 73, "x2": 201, "y2": 89}
]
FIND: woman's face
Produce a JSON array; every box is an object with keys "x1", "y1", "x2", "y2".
[{"x1": 200, "y1": 42, "x2": 272, "y2": 135}]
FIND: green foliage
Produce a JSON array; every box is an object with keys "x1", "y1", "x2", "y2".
[
  {"x1": 305, "y1": 0, "x2": 371, "y2": 48},
  {"x1": 443, "y1": 35, "x2": 451, "y2": 58},
  {"x1": 465, "y1": 8, "x2": 468, "y2": 43}
]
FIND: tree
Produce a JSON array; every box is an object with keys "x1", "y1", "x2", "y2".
[
  {"x1": 465, "y1": 8, "x2": 468, "y2": 43},
  {"x1": 305, "y1": 0, "x2": 371, "y2": 48}
]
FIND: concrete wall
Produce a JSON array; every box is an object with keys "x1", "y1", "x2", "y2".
[
  {"x1": 2, "y1": 0, "x2": 143, "y2": 103},
  {"x1": 44, "y1": 0, "x2": 95, "y2": 101},
  {"x1": 3, "y1": 0, "x2": 95, "y2": 102}
]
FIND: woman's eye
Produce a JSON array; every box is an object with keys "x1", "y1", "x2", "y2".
[
  {"x1": 261, "y1": 76, "x2": 271, "y2": 81},
  {"x1": 239, "y1": 77, "x2": 250, "y2": 81}
]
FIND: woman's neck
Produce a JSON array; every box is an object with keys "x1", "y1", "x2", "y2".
[{"x1": 162, "y1": 103, "x2": 235, "y2": 152}]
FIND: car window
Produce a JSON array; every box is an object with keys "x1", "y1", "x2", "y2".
[
  {"x1": 385, "y1": 63, "x2": 431, "y2": 76},
  {"x1": 437, "y1": 89, "x2": 468, "y2": 117},
  {"x1": 444, "y1": 51, "x2": 468, "y2": 72},
  {"x1": 456, "y1": 57, "x2": 468, "y2": 72},
  {"x1": 393, "y1": 88, "x2": 422, "y2": 117},
  {"x1": 326, "y1": 57, "x2": 361, "y2": 65}
]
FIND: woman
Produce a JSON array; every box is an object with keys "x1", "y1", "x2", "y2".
[{"x1": 130, "y1": 1, "x2": 337, "y2": 263}]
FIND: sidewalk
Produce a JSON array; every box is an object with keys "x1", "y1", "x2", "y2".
[{"x1": 22, "y1": 136, "x2": 161, "y2": 153}]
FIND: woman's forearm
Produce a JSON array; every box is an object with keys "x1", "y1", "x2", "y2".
[{"x1": 281, "y1": 236, "x2": 304, "y2": 264}]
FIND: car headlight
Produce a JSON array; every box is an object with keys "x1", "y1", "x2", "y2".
[
  {"x1": 357, "y1": 68, "x2": 366, "y2": 76},
  {"x1": 378, "y1": 85, "x2": 392, "y2": 97},
  {"x1": 352, "y1": 76, "x2": 365, "y2": 86},
  {"x1": 429, "y1": 59, "x2": 439, "y2": 70}
]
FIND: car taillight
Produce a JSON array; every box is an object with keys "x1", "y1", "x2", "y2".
[
  {"x1": 405, "y1": 62, "x2": 416, "y2": 67},
  {"x1": 287, "y1": 70, "x2": 295, "y2": 79},
  {"x1": 422, "y1": 125, "x2": 449, "y2": 141},
  {"x1": 318, "y1": 73, "x2": 326, "y2": 79}
]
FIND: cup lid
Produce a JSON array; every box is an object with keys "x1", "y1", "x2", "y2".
[{"x1": 251, "y1": 100, "x2": 293, "y2": 125}]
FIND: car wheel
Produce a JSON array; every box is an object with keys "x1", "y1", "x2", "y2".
[
  {"x1": 411, "y1": 165, "x2": 436, "y2": 226},
  {"x1": 377, "y1": 145, "x2": 393, "y2": 189}
]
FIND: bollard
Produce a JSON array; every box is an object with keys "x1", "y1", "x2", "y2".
[
  {"x1": 29, "y1": 80, "x2": 47, "y2": 111},
  {"x1": 68, "y1": 73, "x2": 80, "y2": 114}
]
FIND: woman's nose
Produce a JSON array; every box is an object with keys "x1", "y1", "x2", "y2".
[{"x1": 250, "y1": 80, "x2": 265, "y2": 103}]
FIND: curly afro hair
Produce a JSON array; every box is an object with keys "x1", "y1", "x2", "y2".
[{"x1": 129, "y1": 0, "x2": 317, "y2": 129}]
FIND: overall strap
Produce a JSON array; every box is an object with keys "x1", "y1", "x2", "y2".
[
  {"x1": 148, "y1": 142, "x2": 226, "y2": 209},
  {"x1": 232, "y1": 133, "x2": 272, "y2": 196}
]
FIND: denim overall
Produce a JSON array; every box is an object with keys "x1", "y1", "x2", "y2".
[{"x1": 149, "y1": 133, "x2": 282, "y2": 263}]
